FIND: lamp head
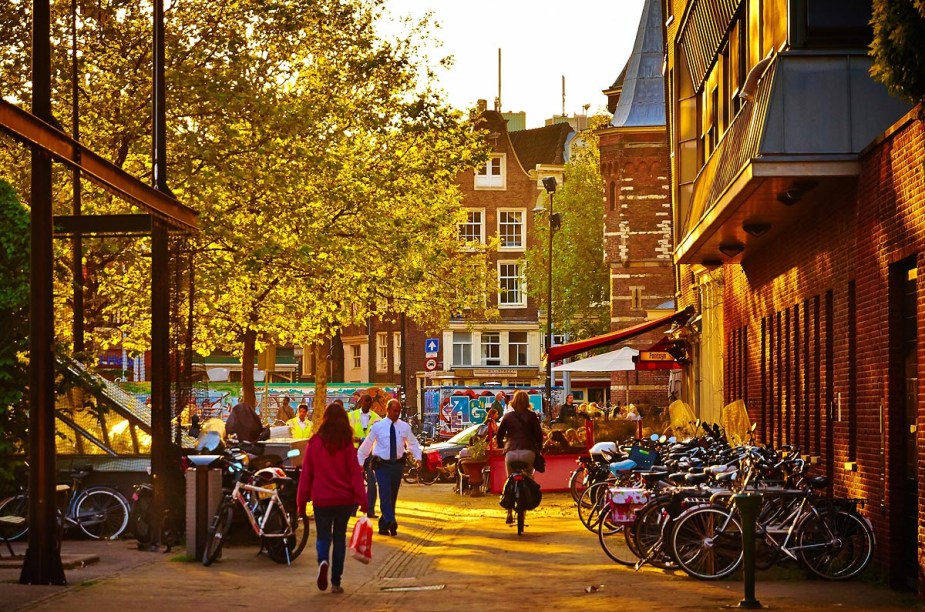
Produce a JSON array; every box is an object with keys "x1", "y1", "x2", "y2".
[{"x1": 542, "y1": 176, "x2": 557, "y2": 193}]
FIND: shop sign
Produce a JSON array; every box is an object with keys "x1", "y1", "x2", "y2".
[
  {"x1": 473, "y1": 369, "x2": 518, "y2": 378},
  {"x1": 638, "y1": 351, "x2": 674, "y2": 362}
]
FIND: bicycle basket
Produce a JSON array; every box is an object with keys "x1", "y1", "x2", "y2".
[
  {"x1": 607, "y1": 487, "x2": 649, "y2": 523},
  {"x1": 627, "y1": 445, "x2": 656, "y2": 470}
]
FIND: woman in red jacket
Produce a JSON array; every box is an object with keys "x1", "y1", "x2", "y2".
[{"x1": 297, "y1": 402, "x2": 368, "y2": 594}]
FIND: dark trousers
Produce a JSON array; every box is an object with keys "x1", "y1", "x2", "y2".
[
  {"x1": 373, "y1": 461, "x2": 404, "y2": 533},
  {"x1": 364, "y1": 459, "x2": 378, "y2": 515},
  {"x1": 313, "y1": 504, "x2": 354, "y2": 587}
]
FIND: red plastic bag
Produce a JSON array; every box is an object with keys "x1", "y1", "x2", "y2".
[{"x1": 349, "y1": 516, "x2": 373, "y2": 564}]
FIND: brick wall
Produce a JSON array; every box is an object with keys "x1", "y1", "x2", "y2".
[{"x1": 721, "y1": 107, "x2": 925, "y2": 587}]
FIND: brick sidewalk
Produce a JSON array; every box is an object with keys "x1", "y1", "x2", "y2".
[{"x1": 1, "y1": 484, "x2": 918, "y2": 611}]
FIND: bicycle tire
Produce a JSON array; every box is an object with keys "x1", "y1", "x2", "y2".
[
  {"x1": 203, "y1": 502, "x2": 234, "y2": 566},
  {"x1": 74, "y1": 488, "x2": 130, "y2": 540},
  {"x1": 402, "y1": 466, "x2": 419, "y2": 485},
  {"x1": 419, "y1": 469, "x2": 439, "y2": 486},
  {"x1": 577, "y1": 482, "x2": 610, "y2": 533},
  {"x1": 670, "y1": 505, "x2": 743, "y2": 580},
  {"x1": 514, "y1": 480, "x2": 526, "y2": 536},
  {"x1": 263, "y1": 500, "x2": 303, "y2": 564},
  {"x1": 0, "y1": 493, "x2": 29, "y2": 541},
  {"x1": 797, "y1": 509, "x2": 874, "y2": 580},
  {"x1": 597, "y1": 510, "x2": 636, "y2": 566},
  {"x1": 569, "y1": 465, "x2": 588, "y2": 504},
  {"x1": 129, "y1": 494, "x2": 152, "y2": 545},
  {"x1": 630, "y1": 495, "x2": 677, "y2": 570}
]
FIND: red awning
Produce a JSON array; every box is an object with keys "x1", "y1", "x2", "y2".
[{"x1": 546, "y1": 306, "x2": 695, "y2": 362}]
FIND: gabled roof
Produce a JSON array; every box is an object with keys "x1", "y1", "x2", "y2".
[
  {"x1": 610, "y1": 0, "x2": 665, "y2": 128},
  {"x1": 508, "y1": 122, "x2": 573, "y2": 170}
]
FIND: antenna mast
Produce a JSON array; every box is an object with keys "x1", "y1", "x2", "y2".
[{"x1": 495, "y1": 48, "x2": 502, "y2": 111}]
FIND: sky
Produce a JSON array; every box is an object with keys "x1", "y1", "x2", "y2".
[{"x1": 377, "y1": 0, "x2": 648, "y2": 129}]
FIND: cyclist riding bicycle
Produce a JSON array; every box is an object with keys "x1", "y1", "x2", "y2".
[{"x1": 495, "y1": 390, "x2": 543, "y2": 525}]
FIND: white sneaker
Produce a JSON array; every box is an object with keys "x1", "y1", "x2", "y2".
[{"x1": 317, "y1": 560, "x2": 329, "y2": 591}]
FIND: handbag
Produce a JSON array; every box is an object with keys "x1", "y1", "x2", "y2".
[
  {"x1": 349, "y1": 516, "x2": 373, "y2": 564},
  {"x1": 533, "y1": 451, "x2": 546, "y2": 473}
]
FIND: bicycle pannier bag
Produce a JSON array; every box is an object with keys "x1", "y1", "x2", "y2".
[
  {"x1": 521, "y1": 477, "x2": 542, "y2": 511},
  {"x1": 608, "y1": 487, "x2": 649, "y2": 523}
]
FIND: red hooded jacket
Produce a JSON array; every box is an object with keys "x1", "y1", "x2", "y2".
[{"x1": 296, "y1": 435, "x2": 367, "y2": 513}]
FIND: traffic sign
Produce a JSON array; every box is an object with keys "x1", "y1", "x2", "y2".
[
  {"x1": 425, "y1": 337, "x2": 440, "y2": 357},
  {"x1": 638, "y1": 351, "x2": 674, "y2": 362},
  {"x1": 425, "y1": 358, "x2": 438, "y2": 371}
]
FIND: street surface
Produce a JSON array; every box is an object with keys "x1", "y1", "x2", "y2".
[{"x1": 0, "y1": 484, "x2": 917, "y2": 611}]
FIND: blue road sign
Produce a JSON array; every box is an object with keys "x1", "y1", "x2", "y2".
[{"x1": 425, "y1": 337, "x2": 440, "y2": 357}]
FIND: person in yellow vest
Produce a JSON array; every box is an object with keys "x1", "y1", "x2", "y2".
[
  {"x1": 287, "y1": 403, "x2": 313, "y2": 439},
  {"x1": 348, "y1": 395, "x2": 381, "y2": 518}
]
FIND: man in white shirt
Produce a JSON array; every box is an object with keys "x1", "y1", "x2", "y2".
[{"x1": 358, "y1": 399, "x2": 421, "y2": 537}]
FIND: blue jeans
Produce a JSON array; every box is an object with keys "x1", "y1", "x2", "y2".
[
  {"x1": 364, "y1": 459, "x2": 378, "y2": 515},
  {"x1": 313, "y1": 505, "x2": 354, "y2": 587},
  {"x1": 373, "y1": 461, "x2": 404, "y2": 533}
]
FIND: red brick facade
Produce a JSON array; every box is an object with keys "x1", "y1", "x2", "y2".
[
  {"x1": 599, "y1": 126, "x2": 675, "y2": 408},
  {"x1": 721, "y1": 108, "x2": 925, "y2": 588}
]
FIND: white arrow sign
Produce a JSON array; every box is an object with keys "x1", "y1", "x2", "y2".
[{"x1": 425, "y1": 337, "x2": 439, "y2": 357}]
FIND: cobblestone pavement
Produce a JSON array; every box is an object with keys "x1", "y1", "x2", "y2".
[{"x1": 1, "y1": 484, "x2": 918, "y2": 611}]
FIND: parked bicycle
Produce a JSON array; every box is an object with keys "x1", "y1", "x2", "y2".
[
  {"x1": 201, "y1": 451, "x2": 308, "y2": 566},
  {"x1": 0, "y1": 465, "x2": 130, "y2": 541}
]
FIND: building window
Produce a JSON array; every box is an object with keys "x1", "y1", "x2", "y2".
[
  {"x1": 453, "y1": 332, "x2": 472, "y2": 366},
  {"x1": 474, "y1": 155, "x2": 505, "y2": 189},
  {"x1": 498, "y1": 262, "x2": 525, "y2": 307},
  {"x1": 376, "y1": 332, "x2": 388, "y2": 373},
  {"x1": 351, "y1": 345, "x2": 361, "y2": 369},
  {"x1": 498, "y1": 209, "x2": 525, "y2": 249},
  {"x1": 458, "y1": 209, "x2": 484, "y2": 244},
  {"x1": 393, "y1": 332, "x2": 401, "y2": 372},
  {"x1": 508, "y1": 332, "x2": 528, "y2": 366},
  {"x1": 609, "y1": 181, "x2": 616, "y2": 211},
  {"x1": 481, "y1": 332, "x2": 501, "y2": 366},
  {"x1": 630, "y1": 286, "x2": 643, "y2": 310}
]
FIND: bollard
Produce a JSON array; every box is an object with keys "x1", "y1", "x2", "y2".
[{"x1": 732, "y1": 493, "x2": 763, "y2": 609}]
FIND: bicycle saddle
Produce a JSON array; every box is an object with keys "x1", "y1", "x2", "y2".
[
  {"x1": 804, "y1": 476, "x2": 829, "y2": 489},
  {"x1": 609, "y1": 459, "x2": 637, "y2": 474},
  {"x1": 685, "y1": 472, "x2": 711, "y2": 485}
]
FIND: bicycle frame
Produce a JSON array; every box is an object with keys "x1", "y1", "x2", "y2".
[{"x1": 228, "y1": 480, "x2": 294, "y2": 539}]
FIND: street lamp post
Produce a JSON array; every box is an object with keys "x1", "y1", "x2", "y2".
[{"x1": 535, "y1": 176, "x2": 560, "y2": 418}]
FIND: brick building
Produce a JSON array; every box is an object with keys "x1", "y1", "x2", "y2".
[{"x1": 663, "y1": 0, "x2": 921, "y2": 589}]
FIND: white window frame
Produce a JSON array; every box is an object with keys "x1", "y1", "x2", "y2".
[
  {"x1": 474, "y1": 154, "x2": 505, "y2": 190},
  {"x1": 393, "y1": 332, "x2": 402, "y2": 372},
  {"x1": 376, "y1": 332, "x2": 388, "y2": 373},
  {"x1": 508, "y1": 331, "x2": 528, "y2": 366},
  {"x1": 453, "y1": 332, "x2": 472, "y2": 366},
  {"x1": 498, "y1": 261, "x2": 526, "y2": 308},
  {"x1": 480, "y1": 332, "x2": 501, "y2": 366},
  {"x1": 458, "y1": 208, "x2": 485, "y2": 245},
  {"x1": 497, "y1": 208, "x2": 526, "y2": 250},
  {"x1": 351, "y1": 344, "x2": 361, "y2": 369}
]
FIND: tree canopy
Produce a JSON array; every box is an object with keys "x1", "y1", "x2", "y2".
[
  {"x1": 870, "y1": 0, "x2": 925, "y2": 108},
  {"x1": 0, "y1": 0, "x2": 495, "y2": 408}
]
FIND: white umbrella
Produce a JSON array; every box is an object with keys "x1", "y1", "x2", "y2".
[{"x1": 552, "y1": 346, "x2": 639, "y2": 372}]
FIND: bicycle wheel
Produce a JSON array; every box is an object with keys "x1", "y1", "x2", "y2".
[
  {"x1": 797, "y1": 509, "x2": 874, "y2": 580},
  {"x1": 630, "y1": 496, "x2": 677, "y2": 570},
  {"x1": 203, "y1": 502, "x2": 234, "y2": 566},
  {"x1": 578, "y1": 482, "x2": 610, "y2": 533},
  {"x1": 263, "y1": 500, "x2": 304, "y2": 564},
  {"x1": 0, "y1": 493, "x2": 29, "y2": 541},
  {"x1": 129, "y1": 493, "x2": 152, "y2": 546},
  {"x1": 514, "y1": 480, "x2": 526, "y2": 536},
  {"x1": 597, "y1": 508, "x2": 636, "y2": 566},
  {"x1": 402, "y1": 466, "x2": 419, "y2": 485},
  {"x1": 419, "y1": 468, "x2": 439, "y2": 486},
  {"x1": 569, "y1": 465, "x2": 588, "y2": 504},
  {"x1": 670, "y1": 505, "x2": 743, "y2": 580},
  {"x1": 74, "y1": 488, "x2": 130, "y2": 540}
]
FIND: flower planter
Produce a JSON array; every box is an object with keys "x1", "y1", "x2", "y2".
[{"x1": 459, "y1": 459, "x2": 488, "y2": 486}]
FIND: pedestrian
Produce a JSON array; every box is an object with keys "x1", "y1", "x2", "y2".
[
  {"x1": 557, "y1": 393, "x2": 578, "y2": 422},
  {"x1": 490, "y1": 391, "x2": 506, "y2": 415},
  {"x1": 296, "y1": 402, "x2": 367, "y2": 594},
  {"x1": 275, "y1": 395, "x2": 295, "y2": 423},
  {"x1": 357, "y1": 398, "x2": 422, "y2": 537},
  {"x1": 496, "y1": 390, "x2": 544, "y2": 525},
  {"x1": 287, "y1": 402, "x2": 313, "y2": 439},
  {"x1": 225, "y1": 400, "x2": 263, "y2": 442},
  {"x1": 348, "y1": 394, "x2": 382, "y2": 518},
  {"x1": 482, "y1": 408, "x2": 500, "y2": 450}
]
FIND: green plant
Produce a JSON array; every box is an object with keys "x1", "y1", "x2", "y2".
[{"x1": 467, "y1": 435, "x2": 489, "y2": 461}]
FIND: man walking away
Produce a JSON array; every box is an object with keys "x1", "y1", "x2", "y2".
[
  {"x1": 357, "y1": 399, "x2": 421, "y2": 536},
  {"x1": 348, "y1": 395, "x2": 381, "y2": 518}
]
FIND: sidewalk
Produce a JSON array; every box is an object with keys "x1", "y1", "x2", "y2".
[{"x1": 1, "y1": 485, "x2": 918, "y2": 611}]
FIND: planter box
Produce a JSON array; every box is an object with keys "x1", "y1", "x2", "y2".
[{"x1": 488, "y1": 451, "x2": 581, "y2": 494}]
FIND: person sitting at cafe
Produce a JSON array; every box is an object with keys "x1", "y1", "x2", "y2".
[
  {"x1": 543, "y1": 429, "x2": 571, "y2": 454},
  {"x1": 287, "y1": 403, "x2": 313, "y2": 439}
]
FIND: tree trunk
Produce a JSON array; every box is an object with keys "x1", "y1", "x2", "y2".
[
  {"x1": 242, "y1": 328, "x2": 257, "y2": 407},
  {"x1": 312, "y1": 336, "x2": 330, "y2": 427}
]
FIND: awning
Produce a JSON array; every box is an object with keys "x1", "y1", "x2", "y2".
[
  {"x1": 552, "y1": 346, "x2": 638, "y2": 373},
  {"x1": 546, "y1": 306, "x2": 695, "y2": 362}
]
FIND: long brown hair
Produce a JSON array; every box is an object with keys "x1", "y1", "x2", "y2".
[
  {"x1": 511, "y1": 390, "x2": 531, "y2": 412},
  {"x1": 316, "y1": 402, "x2": 352, "y2": 452}
]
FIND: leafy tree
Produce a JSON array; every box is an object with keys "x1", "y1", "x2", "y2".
[
  {"x1": 870, "y1": 0, "x2": 925, "y2": 109},
  {"x1": 525, "y1": 123, "x2": 610, "y2": 345},
  {"x1": 0, "y1": 179, "x2": 30, "y2": 489}
]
